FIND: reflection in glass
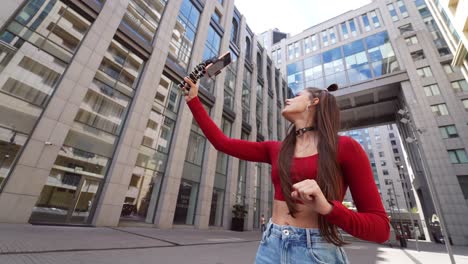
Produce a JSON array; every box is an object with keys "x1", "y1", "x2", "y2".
[
  {"x1": 169, "y1": 0, "x2": 200, "y2": 69},
  {"x1": 365, "y1": 31, "x2": 399, "y2": 77},
  {"x1": 0, "y1": 0, "x2": 90, "y2": 189},
  {"x1": 322, "y1": 47, "x2": 346, "y2": 87},
  {"x1": 256, "y1": 83, "x2": 263, "y2": 133},
  {"x1": 120, "y1": 74, "x2": 181, "y2": 223},
  {"x1": 173, "y1": 180, "x2": 199, "y2": 225},
  {"x1": 120, "y1": 0, "x2": 167, "y2": 46},
  {"x1": 344, "y1": 40, "x2": 371, "y2": 84},
  {"x1": 287, "y1": 61, "x2": 304, "y2": 93},
  {"x1": 242, "y1": 69, "x2": 251, "y2": 123},
  {"x1": 200, "y1": 26, "x2": 221, "y2": 92},
  {"x1": 224, "y1": 50, "x2": 238, "y2": 110},
  {"x1": 303, "y1": 54, "x2": 323, "y2": 89}
]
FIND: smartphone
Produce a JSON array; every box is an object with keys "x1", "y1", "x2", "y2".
[{"x1": 205, "y1": 51, "x2": 232, "y2": 78}]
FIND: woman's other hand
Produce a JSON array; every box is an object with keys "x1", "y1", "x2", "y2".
[{"x1": 291, "y1": 179, "x2": 333, "y2": 215}]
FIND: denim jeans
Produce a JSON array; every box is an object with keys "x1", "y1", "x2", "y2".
[{"x1": 255, "y1": 220, "x2": 349, "y2": 264}]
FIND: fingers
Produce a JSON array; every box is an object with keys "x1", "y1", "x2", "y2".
[{"x1": 291, "y1": 180, "x2": 318, "y2": 201}]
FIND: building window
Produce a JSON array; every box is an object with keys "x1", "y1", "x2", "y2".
[
  {"x1": 399, "y1": 23, "x2": 413, "y2": 34},
  {"x1": 170, "y1": 0, "x2": 200, "y2": 69},
  {"x1": 343, "y1": 39, "x2": 371, "y2": 84},
  {"x1": 379, "y1": 151, "x2": 385, "y2": 158},
  {"x1": 257, "y1": 52, "x2": 263, "y2": 78},
  {"x1": 370, "y1": 11, "x2": 380, "y2": 28},
  {"x1": 212, "y1": 9, "x2": 221, "y2": 24},
  {"x1": 223, "y1": 50, "x2": 237, "y2": 110},
  {"x1": 287, "y1": 43, "x2": 294, "y2": 60},
  {"x1": 245, "y1": 37, "x2": 252, "y2": 61},
  {"x1": 448, "y1": 149, "x2": 468, "y2": 164},
  {"x1": 329, "y1": 28, "x2": 337, "y2": 44},
  {"x1": 366, "y1": 31, "x2": 399, "y2": 77},
  {"x1": 391, "y1": 140, "x2": 396, "y2": 145},
  {"x1": 393, "y1": 148, "x2": 399, "y2": 154},
  {"x1": 423, "y1": 84, "x2": 441, "y2": 96},
  {"x1": 311, "y1": 34, "x2": 319, "y2": 51},
  {"x1": 405, "y1": 36, "x2": 418, "y2": 45},
  {"x1": 276, "y1": 48, "x2": 282, "y2": 64},
  {"x1": 397, "y1": 0, "x2": 409, "y2": 18},
  {"x1": 388, "y1": 3, "x2": 399, "y2": 21},
  {"x1": 231, "y1": 18, "x2": 239, "y2": 44},
  {"x1": 362, "y1": 14, "x2": 371, "y2": 31},
  {"x1": 242, "y1": 69, "x2": 252, "y2": 123},
  {"x1": 304, "y1": 54, "x2": 324, "y2": 88},
  {"x1": 431, "y1": 103, "x2": 449, "y2": 116},
  {"x1": 341, "y1": 23, "x2": 349, "y2": 39},
  {"x1": 349, "y1": 19, "x2": 358, "y2": 37},
  {"x1": 389, "y1": 133, "x2": 395, "y2": 138},
  {"x1": 383, "y1": 170, "x2": 389, "y2": 175},
  {"x1": 439, "y1": 125, "x2": 458, "y2": 139},
  {"x1": 443, "y1": 63, "x2": 454, "y2": 73},
  {"x1": 457, "y1": 175, "x2": 468, "y2": 202},
  {"x1": 451, "y1": 80, "x2": 468, "y2": 93},
  {"x1": 294, "y1": 41, "x2": 300, "y2": 58},
  {"x1": 287, "y1": 61, "x2": 304, "y2": 93},
  {"x1": 322, "y1": 30, "x2": 328, "y2": 47},
  {"x1": 323, "y1": 47, "x2": 346, "y2": 87},
  {"x1": 411, "y1": 50, "x2": 425, "y2": 61},
  {"x1": 417, "y1": 66, "x2": 433, "y2": 77},
  {"x1": 463, "y1": 99, "x2": 468, "y2": 111},
  {"x1": 200, "y1": 26, "x2": 221, "y2": 92},
  {"x1": 304, "y1": 37, "x2": 311, "y2": 53}
]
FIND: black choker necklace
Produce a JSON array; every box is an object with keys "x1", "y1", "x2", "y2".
[{"x1": 295, "y1": 126, "x2": 316, "y2": 136}]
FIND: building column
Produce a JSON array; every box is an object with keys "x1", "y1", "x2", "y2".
[
  {"x1": 0, "y1": 0, "x2": 128, "y2": 223},
  {"x1": 93, "y1": 0, "x2": 184, "y2": 226}
]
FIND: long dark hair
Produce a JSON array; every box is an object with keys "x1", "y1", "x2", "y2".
[{"x1": 277, "y1": 85, "x2": 345, "y2": 246}]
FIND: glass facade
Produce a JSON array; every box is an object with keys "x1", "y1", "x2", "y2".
[
  {"x1": 0, "y1": 0, "x2": 91, "y2": 190},
  {"x1": 242, "y1": 68, "x2": 251, "y2": 123},
  {"x1": 256, "y1": 82, "x2": 263, "y2": 134},
  {"x1": 236, "y1": 132, "x2": 249, "y2": 205},
  {"x1": 120, "y1": 73, "x2": 181, "y2": 223},
  {"x1": 211, "y1": 117, "x2": 232, "y2": 226},
  {"x1": 223, "y1": 50, "x2": 238, "y2": 110},
  {"x1": 253, "y1": 163, "x2": 261, "y2": 229},
  {"x1": 169, "y1": 0, "x2": 201, "y2": 70},
  {"x1": 30, "y1": 37, "x2": 145, "y2": 224},
  {"x1": 200, "y1": 26, "x2": 221, "y2": 92},
  {"x1": 120, "y1": 0, "x2": 167, "y2": 46},
  {"x1": 344, "y1": 39, "x2": 371, "y2": 84},
  {"x1": 175, "y1": 102, "x2": 210, "y2": 225}
]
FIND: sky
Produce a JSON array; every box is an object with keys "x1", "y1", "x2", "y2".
[{"x1": 234, "y1": 0, "x2": 372, "y2": 36}]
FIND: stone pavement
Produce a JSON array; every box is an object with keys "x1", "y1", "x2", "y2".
[{"x1": 0, "y1": 223, "x2": 468, "y2": 263}]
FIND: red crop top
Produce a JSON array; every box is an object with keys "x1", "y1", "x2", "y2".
[{"x1": 187, "y1": 96, "x2": 390, "y2": 243}]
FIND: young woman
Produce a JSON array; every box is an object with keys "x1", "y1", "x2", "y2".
[{"x1": 180, "y1": 77, "x2": 389, "y2": 264}]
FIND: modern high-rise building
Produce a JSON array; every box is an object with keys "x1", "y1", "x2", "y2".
[
  {"x1": 270, "y1": 0, "x2": 468, "y2": 245},
  {"x1": 424, "y1": 0, "x2": 467, "y2": 77},
  {"x1": 0, "y1": 0, "x2": 287, "y2": 231}
]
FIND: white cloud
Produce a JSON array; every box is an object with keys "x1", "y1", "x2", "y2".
[{"x1": 234, "y1": 0, "x2": 372, "y2": 35}]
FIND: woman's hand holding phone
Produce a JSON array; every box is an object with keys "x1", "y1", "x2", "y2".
[{"x1": 181, "y1": 77, "x2": 198, "y2": 102}]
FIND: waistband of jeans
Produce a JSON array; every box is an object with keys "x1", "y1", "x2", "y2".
[{"x1": 265, "y1": 219, "x2": 326, "y2": 244}]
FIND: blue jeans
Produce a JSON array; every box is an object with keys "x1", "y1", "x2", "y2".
[{"x1": 255, "y1": 220, "x2": 349, "y2": 264}]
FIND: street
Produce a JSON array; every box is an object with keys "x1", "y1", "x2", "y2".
[{"x1": 0, "y1": 224, "x2": 468, "y2": 263}]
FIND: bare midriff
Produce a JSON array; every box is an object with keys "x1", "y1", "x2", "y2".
[{"x1": 271, "y1": 200, "x2": 320, "y2": 228}]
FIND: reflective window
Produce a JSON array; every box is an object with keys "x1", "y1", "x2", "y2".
[
  {"x1": 294, "y1": 42, "x2": 300, "y2": 58},
  {"x1": 443, "y1": 63, "x2": 454, "y2": 74},
  {"x1": 397, "y1": 0, "x2": 409, "y2": 18},
  {"x1": 362, "y1": 14, "x2": 371, "y2": 31},
  {"x1": 365, "y1": 31, "x2": 399, "y2": 77},
  {"x1": 405, "y1": 35, "x2": 418, "y2": 45},
  {"x1": 212, "y1": 9, "x2": 221, "y2": 24},
  {"x1": 287, "y1": 61, "x2": 304, "y2": 93},
  {"x1": 253, "y1": 163, "x2": 261, "y2": 228},
  {"x1": 304, "y1": 54, "x2": 323, "y2": 88},
  {"x1": 423, "y1": 84, "x2": 440, "y2": 96},
  {"x1": 120, "y1": 0, "x2": 167, "y2": 46},
  {"x1": 417, "y1": 66, "x2": 432, "y2": 77},
  {"x1": 344, "y1": 40, "x2": 371, "y2": 84},
  {"x1": 457, "y1": 176, "x2": 468, "y2": 202},
  {"x1": 236, "y1": 132, "x2": 248, "y2": 205},
  {"x1": 223, "y1": 50, "x2": 238, "y2": 110},
  {"x1": 399, "y1": 23, "x2": 413, "y2": 34},
  {"x1": 329, "y1": 28, "x2": 337, "y2": 44},
  {"x1": 411, "y1": 50, "x2": 425, "y2": 61},
  {"x1": 322, "y1": 47, "x2": 346, "y2": 87},
  {"x1": 349, "y1": 19, "x2": 358, "y2": 37},
  {"x1": 448, "y1": 149, "x2": 468, "y2": 164},
  {"x1": 451, "y1": 80, "x2": 468, "y2": 93},
  {"x1": 245, "y1": 37, "x2": 252, "y2": 61},
  {"x1": 169, "y1": 0, "x2": 200, "y2": 70},
  {"x1": 439, "y1": 125, "x2": 458, "y2": 139},
  {"x1": 200, "y1": 26, "x2": 221, "y2": 93},
  {"x1": 431, "y1": 103, "x2": 449, "y2": 116},
  {"x1": 256, "y1": 83, "x2": 263, "y2": 133},
  {"x1": 242, "y1": 69, "x2": 252, "y2": 123},
  {"x1": 322, "y1": 31, "x2": 328, "y2": 47},
  {"x1": 422, "y1": 16, "x2": 450, "y2": 57},
  {"x1": 173, "y1": 180, "x2": 199, "y2": 224},
  {"x1": 0, "y1": 0, "x2": 91, "y2": 190},
  {"x1": 304, "y1": 37, "x2": 311, "y2": 53},
  {"x1": 231, "y1": 18, "x2": 239, "y2": 44},
  {"x1": 388, "y1": 3, "x2": 399, "y2": 21},
  {"x1": 341, "y1": 23, "x2": 349, "y2": 39},
  {"x1": 463, "y1": 99, "x2": 468, "y2": 111},
  {"x1": 311, "y1": 34, "x2": 319, "y2": 51},
  {"x1": 370, "y1": 11, "x2": 380, "y2": 28},
  {"x1": 287, "y1": 43, "x2": 294, "y2": 60},
  {"x1": 267, "y1": 95, "x2": 273, "y2": 139}
]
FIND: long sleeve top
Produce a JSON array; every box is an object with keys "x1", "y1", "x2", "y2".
[{"x1": 187, "y1": 96, "x2": 390, "y2": 243}]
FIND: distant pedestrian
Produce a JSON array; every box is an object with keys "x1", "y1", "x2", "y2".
[{"x1": 260, "y1": 214, "x2": 266, "y2": 232}]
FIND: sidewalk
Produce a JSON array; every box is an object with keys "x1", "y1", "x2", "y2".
[{"x1": 1, "y1": 223, "x2": 468, "y2": 263}]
